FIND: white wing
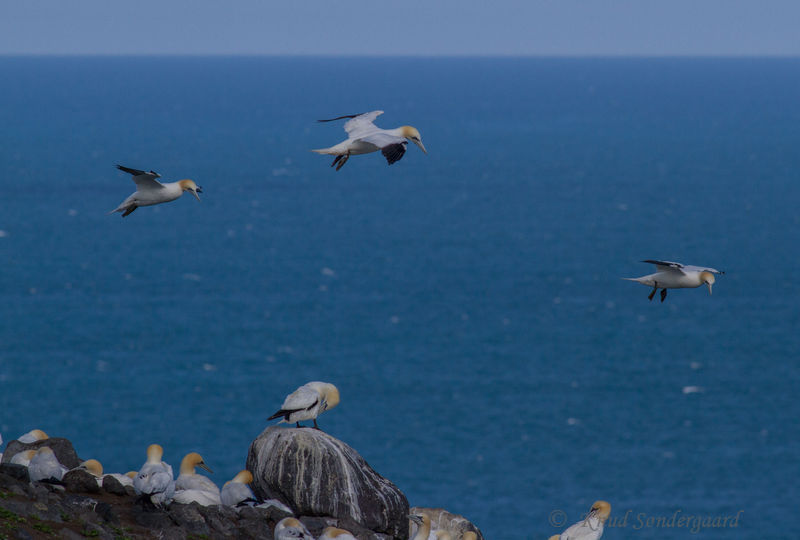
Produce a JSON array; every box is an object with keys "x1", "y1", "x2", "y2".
[
  {"x1": 117, "y1": 165, "x2": 165, "y2": 190},
  {"x1": 360, "y1": 131, "x2": 405, "y2": 148},
  {"x1": 281, "y1": 384, "x2": 320, "y2": 411},
  {"x1": 643, "y1": 259, "x2": 685, "y2": 274},
  {"x1": 344, "y1": 110, "x2": 384, "y2": 137}
]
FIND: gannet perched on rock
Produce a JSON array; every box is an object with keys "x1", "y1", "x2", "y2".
[
  {"x1": 10, "y1": 449, "x2": 37, "y2": 466},
  {"x1": 133, "y1": 444, "x2": 175, "y2": 506},
  {"x1": 625, "y1": 260, "x2": 724, "y2": 302},
  {"x1": 268, "y1": 381, "x2": 340, "y2": 430},
  {"x1": 558, "y1": 500, "x2": 611, "y2": 540},
  {"x1": 319, "y1": 527, "x2": 357, "y2": 540},
  {"x1": 76, "y1": 459, "x2": 104, "y2": 487},
  {"x1": 313, "y1": 111, "x2": 427, "y2": 170},
  {"x1": 28, "y1": 447, "x2": 68, "y2": 482},
  {"x1": 221, "y1": 470, "x2": 258, "y2": 507},
  {"x1": 175, "y1": 452, "x2": 218, "y2": 493},
  {"x1": 109, "y1": 164, "x2": 202, "y2": 217},
  {"x1": 18, "y1": 429, "x2": 49, "y2": 443},
  {"x1": 274, "y1": 517, "x2": 314, "y2": 540}
]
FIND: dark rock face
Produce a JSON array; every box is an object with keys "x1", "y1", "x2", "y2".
[
  {"x1": 62, "y1": 468, "x2": 101, "y2": 494},
  {"x1": 1, "y1": 437, "x2": 82, "y2": 469},
  {"x1": 411, "y1": 507, "x2": 485, "y2": 540},
  {"x1": 247, "y1": 427, "x2": 409, "y2": 539}
]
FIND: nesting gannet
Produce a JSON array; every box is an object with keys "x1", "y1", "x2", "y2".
[
  {"x1": 221, "y1": 470, "x2": 258, "y2": 507},
  {"x1": 133, "y1": 444, "x2": 175, "y2": 506},
  {"x1": 76, "y1": 459, "x2": 104, "y2": 487},
  {"x1": 109, "y1": 164, "x2": 202, "y2": 217},
  {"x1": 10, "y1": 449, "x2": 37, "y2": 466},
  {"x1": 104, "y1": 471, "x2": 135, "y2": 487},
  {"x1": 268, "y1": 381, "x2": 340, "y2": 430},
  {"x1": 463, "y1": 533, "x2": 478, "y2": 540},
  {"x1": 559, "y1": 500, "x2": 611, "y2": 540},
  {"x1": 319, "y1": 527, "x2": 357, "y2": 540},
  {"x1": 313, "y1": 111, "x2": 427, "y2": 170},
  {"x1": 175, "y1": 452, "x2": 218, "y2": 494},
  {"x1": 28, "y1": 447, "x2": 68, "y2": 482},
  {"x1": 624, "y1": 260, "x2": 724, "y2": 302},
  {"x1": 409, "y1": 514, "x2": 431, "y2": 540},
  {"x1": 274, "y1": 517, "x2": 314, "y2": 540},
  {"x1": 17, "y1": 429, "x2": 49, "y2": 443}
]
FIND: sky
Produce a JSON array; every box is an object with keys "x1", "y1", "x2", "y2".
[{"x1": 1, "y1": 0, "x2": 799, "y2": 56}]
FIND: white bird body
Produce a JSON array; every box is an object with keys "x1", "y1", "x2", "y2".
[
  {"x1": 313, "y1": 111, "x2": 426, "y2": 170},
  {"x1": 268, "y1": 381, "x2": 340, "y2": 429},
  {"x1": 133, "y1": 444, "x2": 175, "y2": 506},
  {"x1": 104, "y1": 472, "x2": 134, "y2": 487},
  {"x1": 173, "y1": 488, "x2": 222, "y2": 506},
  {"x1": 110, "y1": 165, "x2": 201, "y2": 217},
  {"x1": 319, "y1": 526, "x2": 357, "y2": 540},
  {"x1": 625, "y1": 260, "x2": 723, "y2": 302},
  {"x1": 28, "y1": 447, "x2": 68, "y2": 482},
  {"x1": 274, "y1": 517, "x2": 314, "y2": 540},
  {"x1": 559, "y1": 501, "x2": 611, "y2": 540},
  {"x1": 221, "y1": 470, "x2": 258, "y2": 507},
  {"x1": 17, "y1": 429, "x2": 49, "y2": 444}
]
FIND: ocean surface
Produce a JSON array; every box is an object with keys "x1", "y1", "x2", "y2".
[{"x1": 1, "y1": 57, "x2": 799, "y2": 539}]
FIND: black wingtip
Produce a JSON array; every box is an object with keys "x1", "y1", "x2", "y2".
[
  {"x1": 267, "y1": 410, "x2": 286, "y2": 421},
  {"x1": 317, "y1": 113, "x2": 363, "y2": 123}
]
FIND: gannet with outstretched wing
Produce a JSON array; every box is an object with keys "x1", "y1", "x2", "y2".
[
  {"x1": 109, "y1": 165, "x2": 202, "y2": 217},
  {"x1": 624, "y1": 260, "x2": 724, "y2": 302},
  {"x1": 313, "y1": 111, "x2": 427, "y2": 170}
]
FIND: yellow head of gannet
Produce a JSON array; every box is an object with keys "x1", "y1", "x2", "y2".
[
  {"x1": 180, "y1": 452, "x2": 213, "y2": 475},
  {"x1": 178, "y1": 179, "x2": 202, "y2": 201},
  {"x1": 434, "y1": 532, "x2": 452, "y2": 540},
  {"x1": 700, "y1": 271, "x2": 716, "y2": 295},
  {"x1": 80, "y1": 459, "x2": 103, "y2": 477},
  {"x1": 463, "y1": 533, "x2": 478, "y2": 540},
  {"x1": 548, "y1": 535, "x2": 560, "y2": 540},
  {"x1": 409, "y1": 514, "x2": 432, "y2": 540},
  {"x1": 319, "y1": 526, "x2": 357, "y2": 539},
  {"x1": 588, "y1": 500, "x2": 611, "y2": 522},
  {"x1": 146, "y1": 444, "x2": 165, "y2": 463},
  {"x1": 227, "y1": 470, "x2": 253, "y2": 485},
  {"x1": 323, "y1": 384, "x2": 341, "y2": 411},
  {"x1": 125, "y1": 471, "x2": 137, "y2": 479},
  {"x1": 400, "y1": 126, "x2": 427, "y2": 154},
  {"x1": 10, "y1": 449, "x2": 37, "y2": 465}
]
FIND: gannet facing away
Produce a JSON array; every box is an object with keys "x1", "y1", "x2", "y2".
[
  {"x1": 18, "y1": 429, "x2": 49, "y2": 443},
  {"x1": 109, "y1": 165, "x2": 202, "y2": 217},
  {"x1": 133, "y1": 444, "x2": 175, "y2": 506},
  {"x1": 10, "y1": 449, "x2": 37, "y2": 466},
  {"x1": 319, "y1": 527, "x2": 357, "y2": 540},
  {"x1": 221, "y1": 470, "x2": 258, "y2": 507},
  {"x1": 559, "y1": 500, "x2": 611, "y2": 540},
  {"x1": 28, "y1": 447, "x2": 68, "y2": 482},
  {"x1": 624, "y1": 260, "x2": 724, "y2": 302},
  {"x1": 268, "y1": 381, "x2": 340, "y2": 430},
  {"x1": 274, "y1": 517, "x2": 314, "y2": 540},
  {"x1": 313, "y1": 111, "x2": 427, "y2": 170}
]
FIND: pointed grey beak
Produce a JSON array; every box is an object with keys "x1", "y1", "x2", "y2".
[
  {"x1": 191, "y1": 189, "x2": 201, "y2": 202},
  {"x1": 411, "y1": 138, "x2": 427, "y2": 154},
  {"x1": 707, "y1": 282, "x2": 713, "y2": 295},
  {"x1": 198, "y1": 462, "x2": 213, "y2": 474}
]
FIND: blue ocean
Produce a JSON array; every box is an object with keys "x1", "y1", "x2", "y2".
[{"x1": 1, "y1": 57, "x2": 799, "y2": 539}]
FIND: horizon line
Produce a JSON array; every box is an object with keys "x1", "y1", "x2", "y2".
[{"x1": 1, "y1": 53, "x2": 800, "y2": 59}]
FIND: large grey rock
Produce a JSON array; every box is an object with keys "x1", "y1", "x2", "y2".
[
  {"x1": 1, "y1": 438, "x2": 81, "y2": 469},
  {"x1": 62, "y1": 469, "x2": 100, "y2": 494},
  {"x1": 410, "y1": 507, "x2": 484, "y2": 540},
  {"x1": 247, "y1": 427, "x2": 409, "y2": 539}
]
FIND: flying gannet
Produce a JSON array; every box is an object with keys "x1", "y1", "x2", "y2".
[
  {"x1": 318, "y1": 526, "x2": 357, "y2": 540},
  {"x1": 17, "y1": 429, "x2": 49, "y2": 443},
  {"x1": 268, "y1": 381, "x2": 340, "y2": 430},
  {"x1": 221, "y1": 470, "x2": 258, "y2": 507},
  {"x1": 624, "y1": 260, "x2": 724, "y2": 302},
  {"x1": 28, "y1": 447, "x2": 68, "y2": 482},
  {"x1": 313, "y1": 111, "x2": 427, "y2": 170},
  {"x1": 133, "y1": 444, "x2": 175, "y2": 506},
  {"x1": 109, "y1": 165, "x2": 202, "y2": 217},
  {"x1": 559, "y1": 500, "x2": 611, "y2": 540},
  {"x1": 274, "y1": 517, "x2": 315, "y2": 540}
]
